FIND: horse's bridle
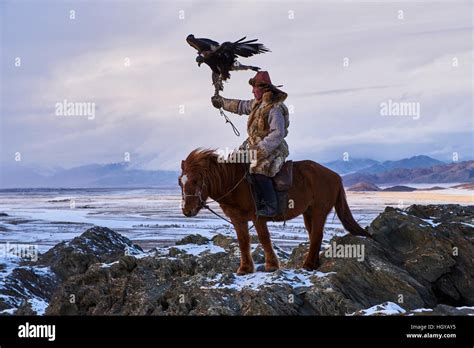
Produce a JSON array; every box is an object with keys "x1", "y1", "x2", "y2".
[
  {"x1": 181, "y1": 171, "x2": 249, "y2": 224},
  {"x1": 181, "y1": 181, "x2": 208, "y2": 210},
  {"x1": 181, "y1": 170, "x2": 258, "y2": 231}
]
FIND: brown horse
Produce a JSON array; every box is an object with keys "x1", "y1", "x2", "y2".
[{"x1": 179, "y1": 148, "x2": 370, "y2": 275}]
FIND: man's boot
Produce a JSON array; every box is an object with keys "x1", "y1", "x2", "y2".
[{"x1": 250, "y1": 174, "x2": 278, "y2": 217}]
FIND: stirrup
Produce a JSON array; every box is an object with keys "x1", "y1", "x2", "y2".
[{"x1": 256, "y1": 203, "x2": 278, "y2": 217}]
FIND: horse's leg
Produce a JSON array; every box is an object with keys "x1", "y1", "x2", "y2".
[
  {"x1": 303, "y1": 209, "x2": 312, "y2": 238},
  {"x1": 254, "y1": 219, "x2": 279, "y2": 272},
  {"x1": 232, "y1": 220, "x2": 254, "y2": 275},
  {"x1": 303, "y1": 208, "x2": 329, "y2": 270},
  {"x1": 302, "y1": 210, "x2": 314, "y2": 266}
]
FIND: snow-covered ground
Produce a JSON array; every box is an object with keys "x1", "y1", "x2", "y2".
[
  {"x1": 202, "y1": 269, "x2": 334, "y2": 291},
  {"x1": 0, "y1": 186, "x2": 471, "y2": 254}
]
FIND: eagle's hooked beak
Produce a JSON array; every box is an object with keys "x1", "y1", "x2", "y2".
[{"x1": 196, "y1": 55, "x2": 204, "y2": 67}]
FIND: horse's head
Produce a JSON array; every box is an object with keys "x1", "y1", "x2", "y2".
[
  {"x1": 178, "y1": 167, "x2": 208, "y2": 217},
  {"x1": 179, "y1": 149, "x2": 215, "y2": 217}
]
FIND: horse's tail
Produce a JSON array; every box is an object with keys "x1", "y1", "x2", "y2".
[{"x1": 335, "y1": 181, "x2": 371, "y2": 237}]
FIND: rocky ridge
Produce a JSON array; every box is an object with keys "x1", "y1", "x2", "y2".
[{"x1": 0, "y1": 205, "x2": 472, "y2": 316}]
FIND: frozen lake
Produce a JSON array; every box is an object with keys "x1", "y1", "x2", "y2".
[{"x1": 0, "y1": 185, "x2": 472, "y2": 253}]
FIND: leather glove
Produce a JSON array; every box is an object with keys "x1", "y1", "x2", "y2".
[{"x1": 211, "y1": 95, "x2": 223, "y2": 109}]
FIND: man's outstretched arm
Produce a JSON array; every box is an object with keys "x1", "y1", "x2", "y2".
[{"x1": 211, "y1": 96, "x2": 254, "y2": 115}]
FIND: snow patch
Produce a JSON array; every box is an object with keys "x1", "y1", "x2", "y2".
[
  {"x1": 0, "y1": 307, "x2": 16, "y2": 315},
  {"x1": 349, "y1": 301, "x2": 406, "y2": 316},
  {"x1": 420, "y1": 218, "x2": 441, "y2": 227},
  {"x1": 172, "y1": 243, "x2": 225, "y2": 256},
  {"x1": 411, "y1": 308, "x2": 433, "y2": 313},
  {"x1": 99, "y1": 261, "x2": 119, "y2": 268},
  {"x1": 456, "y1": 306, "x2": 474, "y2": 311},
  {"x1": 29, "y1": 297, "x2": 49, "y2": 315}
]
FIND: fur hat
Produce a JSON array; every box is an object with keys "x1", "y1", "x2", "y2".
[{"x1": 249, "y1": 71, "x2": 285, "y2": 95}]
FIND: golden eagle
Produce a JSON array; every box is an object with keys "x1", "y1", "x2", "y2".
[{"x1": 186, "y1": 34, "x2": 270, "y2": 92}]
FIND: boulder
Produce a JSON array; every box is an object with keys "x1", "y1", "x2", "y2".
[
  {"x1": 369, "y1": 205, "x2": 474, "y2": 306},
  {"x1": 317, "y1": 235, "x2": 436, "y2": 309},
  {"x1": 175, "y1": 234, "x2": 210, "y2": 246},
  {"x1": 37, "y1": 226, "x2": 143, "y2": 280}
]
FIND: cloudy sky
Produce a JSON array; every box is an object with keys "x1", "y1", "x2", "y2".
[{"x1": 1, "y1": 0, "x2": 472, "y2": 170}]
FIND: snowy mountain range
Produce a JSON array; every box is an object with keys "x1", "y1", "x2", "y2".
[
  {"x1": 0, "y1": 155, "x2": 471, "y2": 188},
  {"x1": 323, "y1": 155, "x2": 444, "y2": 175},
  {"x1": 0, "y1": 162, "x2": 178, "y2": 188}
]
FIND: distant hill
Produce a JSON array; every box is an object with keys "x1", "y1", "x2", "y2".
[
  {"x1": 0, "y1": 163, "x2": 178, "y2": 188},
  {"x1": 323, "y1": 155, "x2": 444, "y2": 176},
  {"x1": 357, "y1": 155, "x2": 445, "y2": 174},
  {"x1": 347, "y1": 182, "x2": 381, "y2": 192},
  {"x1": 382, "y1": 185, "x2": 417, "y2": 192},
  {"x1": 342, "y1": 160, "x2": 474, "y2": 186},
  {"x1": 323, "y1": 158, "x2": 379, "y2": 175},
  {"x1": 452, "y1": 182, "x2": 474, "y2": 190}
]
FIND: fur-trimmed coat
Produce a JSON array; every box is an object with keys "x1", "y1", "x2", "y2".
[{"x1": 222, "y1": 90, "x2": 289, "y2": 177}]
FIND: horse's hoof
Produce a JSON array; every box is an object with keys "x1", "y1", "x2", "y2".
[
  {"x1": 237, "y1": 265, "x2": 254, "y2": 275},
  {"x1": 302, "y1": 261, "x2": 320, "y2": 271},
  {"x1": 265, "y1": 263, "x2": 279, "y2": 272}
]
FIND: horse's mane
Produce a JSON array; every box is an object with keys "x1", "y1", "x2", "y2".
[
  {"x1": 183, "y1": 148, "x2": 245, "y2": 194},
  {"x1": 183, "y1": 148, "x2": 218, "y2": 173}
]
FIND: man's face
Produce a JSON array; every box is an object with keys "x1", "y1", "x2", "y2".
[{"x1": 252, "y1": 86, "x2": 263, "y2": 100}]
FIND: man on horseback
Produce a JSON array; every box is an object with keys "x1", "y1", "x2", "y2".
[{"x1": 211, "y1": 71, "x2": 289, "y2": 217}]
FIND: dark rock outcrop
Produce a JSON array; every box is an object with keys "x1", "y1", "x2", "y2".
[
  {"x1": 37, "y1": 226, "x2": 143, "y2": 280},
  {"x1": 0, "y1": 226, "x2": 142, "y2": 315},
  {"x1": 368, "y1": 205, "x2": 474, "y2": 306}
]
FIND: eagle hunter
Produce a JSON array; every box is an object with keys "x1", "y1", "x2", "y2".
[{"x1": 186, "y1": 34, "x2": 270, "y2": 92}]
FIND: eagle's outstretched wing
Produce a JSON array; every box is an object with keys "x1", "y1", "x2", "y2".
[
  {"x1": 186, "y1": 35, "x2": 220, "y2": 53},
  {"x1": 215, "y1": 37, "x2": 270, "y2": 58},
  {"x1": 232, "y1": 37, "x2": 271, "y2": 57}
]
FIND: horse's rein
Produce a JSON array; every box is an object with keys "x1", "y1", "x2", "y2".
[
  {"x1": 183, "y1": 170, "x2": 255, "y2": 229},
  {"x1": 205, "y1": 170, "x2": 248, "y2": 204}
]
